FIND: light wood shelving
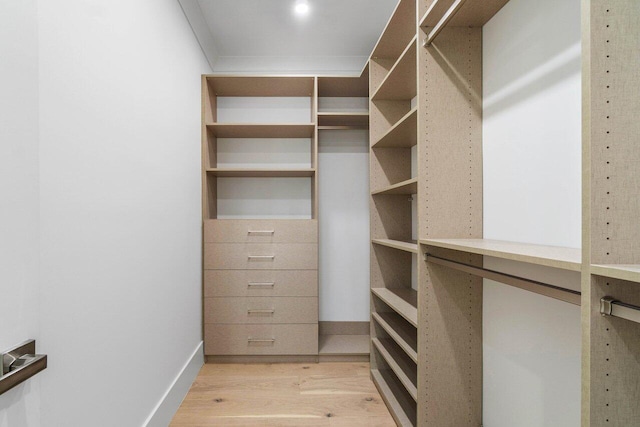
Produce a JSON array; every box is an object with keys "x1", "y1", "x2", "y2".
[
  {"x1": 372, "y1": 239, "x2": 418, "y2": 254},
  {"x1": 372, "y1": 338, "x2": 418, "y2": 401},
  {"x1": 371, "y1": 369, "x2": 417, "y2": 426},
  {"x1": 206, "y1": 123, "x2": 315, "y2": 138},
  {"x1": 372, "y1": 312, "x2": 417, "y2": 363},
  {"x1": 205, "y1": 168, "x2": 315, "y2": 178},
  {"x1": 371, "y1": 287, "x2": 418, "y2": 327},
  {"x1": 371, "y1": 107, "x2": 417, "y2": 148},
  {"x1": 372, "y1": 37, "x2": 417, "y2": 102},
  {"x1": 372, "y1": 177, "x2": 417, "y2": 196},
  {"x1": 317, "y1": 112, "x2": 369, "y2": 128},
  {"x1": 590, "y1": 264, "x2": 640, "y2": 284},
  {"x1": 421, "y1": 238, "x2": 581, "y2": 272}
]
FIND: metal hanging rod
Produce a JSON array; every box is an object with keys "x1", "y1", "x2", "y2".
[
  {"x1": 423, "y1": 0, "x2": 469, "y2": 47},
  {"x1": 600, "y1": 297, "x2": 640, "y2": 324},
  {"x1": 425, "y1": 254, "x2": 581, "y2": 306}
]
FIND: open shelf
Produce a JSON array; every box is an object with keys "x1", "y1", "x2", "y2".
[
  {"x1": 371, "y1": 288, "x2": 418, "y2": 327},
  {"x1": 372, "y1": 177, "x2": 417, "y2": 196},
  {"x1": 421, "y1": 238, "x2": 581, "y2": 272},
  {"x1": 372, "y1": 37, "x2": 417, "y2": 101},
  {"x1": 371, "y1": 0, "x2": 416, "y2": 60},
  {"x1": 206, "y1": 123, "x2": 315, "y2": 138},
  {"x1": 419, "y1": 0, "x2": 510, "y2": 29},
  {"x1": 318, "y1": 72, "x2": 368, "y2": 98},
  {"x1": 591, "y1": 264, "x2": 640, "y2": 284},
  {"x1": 373, "y1": 338, "x2": 417, "y2": 401},
  {"x1": 372, "y1": 239, "x2": 418, "y2": 254},
  {"x1": 318, "y1": 334, "x2": 369, "y2": 355},
  {"x1": 372, "y1": 312, "x2": 417, "y2": 363},
  {"x1": 205, "y1": 76, "x2": 314, "y2": 97},
  {"x1": 371, "y1": 369, "x2": 417, "y2": 426},
  {"x1": 206, "y1": 168, "x2": 315, "y2": 178},
  {"x1": 317, "y1": 112, "x2": 369, "y2": 127},
  {"x1": 371, "y1": 107, "x2": 417, "y2": 148}
]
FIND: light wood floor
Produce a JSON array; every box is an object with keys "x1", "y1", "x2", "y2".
[{"x1": 170, "y1": 362, "x2": 395, "y2": 426}]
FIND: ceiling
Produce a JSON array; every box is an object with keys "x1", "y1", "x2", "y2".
[{"x1": 179, "y1": 0, "x2": 399, "y2": 74}]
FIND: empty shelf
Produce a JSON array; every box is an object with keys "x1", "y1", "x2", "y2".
[
  {"x1": 591, "y1": 264, "x2": 640, "y2": 283},
  {"x1": 420, "y1": 0, "x2": 510, "y2": 28},
  {"x1": 318, "y1": 74, "x2": 368, "y2": 97},
  {"x1": 372, "y1": 37, "x2": 417, "y2": 101},
  {"x1": 317, "y1": 112, "x2": 369, "y2": 127},
  {"x1": 372, "y1": 107, "x2": 417, "y2": 148},
  {"x1": 206, "y1": 168, "x2": 315, "y2": 177},
  {"x1": 372, "y1": 239, "x2": 418, "y2": 254},
  {"x1": 371, "y1": 369, "x2": 417, "y2": 427},
  {"x1": 371, "y1": 288, "x2": 418, "y2": 327},
  {"x1": 205, "y1": 76, "x2": 314, "y2": 97},
  {"x1": 371, "y1": 0, "x2": 416, "y2": 60},
  {"x1": 206, "y1": 123, "x2": 315, "y2": 138},
  {"x1": 318, "y1": 334, "x2": 370, "y2": 355},
  {"x1": 372, "y1": 312, "x2": 417, "y2": 363},
  {"x1": 372, "y1": 338, "x2": 417, "y2": 401},
  {"x1": 372, "y1": 178, "x2": 418, "y2": 196},
  {"x1": 421, "y1": 238, "x2": 581, "y2": 272}
]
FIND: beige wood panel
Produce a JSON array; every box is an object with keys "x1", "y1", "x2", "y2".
[
  {"x1": 318, "y1": 334, "x2": 370, "y2": 356},
  {"x1": 418, "y1": 27, "x2": 482, "y2": 240},
  {"x1": 418, "y1": 248, "x2": 482, "y2": 426},
  {"x1": 206, "y1": 123, "x2": 315, "y2": 138},
  {"x1": 370, "y1": 194, "x2": 413, "y2": 243},
  {"x1": 589, "y1": 0, "x2": 640, "y2": 265},
  {"x1": 318, "y1": 74, "x2": 369, "y2": 98},
  {"x1": 370, "y1": 243, "x2": 413, "y2": 291},
  {"x1": 590, "y1": 275, "x2": 640, "y2": 426},
  {"x1": 372, "y1": 288, "x2": 418, "y2": 327},
  {"x1": 204, "y1": 219, "x2": 318, "y2": 243},
  {"x1": 317, "y1": 113, "x2": 369, "y2": 127},
  {"x1": 370, "y1": 148, "x2": 412, "y2": 191},
  {"x1": 202, "y1": 76, "x2": 216, "y2": 123},
  {"x1": 204, "y1": 324, "x2": 319, "y2": 355},
  {"x1": 372, "y1": 178, "x2": 418, "y2": 196},
  {"x1": 204, "y1": 127, "x2": 217, "y2": 169},
  {"x1": 204, "y1": 243, "x2": 317, "y2": 270},
  {"x1": 591, "y1": 264, "x2": 640, "y2": 284},
  {"x1": 372, "y1": 37, "x2": 418, "y2": 101},
  {"x1": 371, "y1": 368, "x2": 417, "y2": 426},
  {"x1": 369, "y1": 58, "x2": 396, "y2": 96},
  {"x1": 372, "y1": 312, "x2": 418, "y2": 363},
  {"x1": 205, "y1": 174, "x2": 217, "y2": 220},
  {"x1": 206, "y1": 76, "x2": 315, "y2": 97},
  {"x1": 372, "y1": 108, "x2": 417, "y2": 148},
  {"x1": 204, "y1": 269, "x2": 318, "y2": 297},
  {"x1": 371, "y1": 0, "x2": 417, "y2": 60},
  {"x1": 420, "y1": 0, "x2": 509, "y2": 27},
  {"x1": 422, "y1": 238, "x2": 582, "y2": 271},
  {"x1": 204, "y1": 296, "x2": 318, "y2": 324},
  {"x1": 370, "y1": 100, "x2": 412, "y2": 144},
  {"x1": 319, "y1": 321, "x2": 370, "y2": 336},
  {"x1": 206, "y1": 168, "x2": 315, "y2": 177}
]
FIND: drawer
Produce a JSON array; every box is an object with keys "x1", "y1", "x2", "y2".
[
  {"x1": 204, "y1": 220, "x2": 317, "y2": 243},
  {"x1": 204, "y1": 270, "x2": 317, "y2": 297},
  {"x1": 204, "y1": 243, "x2": 317, "y2": 270},
  {"x1": 205, "y1": 324, "x2": 318, "y2": 355},
  {"x1": 204, "y1": 297, "x2": 318, "y2": 324}
]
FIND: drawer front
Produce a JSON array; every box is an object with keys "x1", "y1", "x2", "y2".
[
  {"x1": 204, "y1": 297, "x2": 318, "y2": 324},
  {"x1": 204, "y1": 243, "x2": 317, "y2": 270},
  {"x1": 204, "y1": 220, "x2": 317, "y2": 243},
  {"x1": 205, "y1": 324, "x2": 318, "y2": 355},
  {"x1": 204, "y1": 270, "x2": 317, "y2": 297}
]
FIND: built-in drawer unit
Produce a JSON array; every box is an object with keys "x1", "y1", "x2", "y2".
[
  {"x1": 204, "y1": 243, "x2": 318, "y2": 270},
  {"x1": 204, "y1": 219, "x2": 318, "y2": 243},
  {"x1": 204, "y1": 270, "x2": 318, "y2": 297},
  {"x1": 204, "y1": 296, "x2": 318, "y2": 324},
  {"x1": 204, "y1": 324, "x2": 319, "y2": 355}
]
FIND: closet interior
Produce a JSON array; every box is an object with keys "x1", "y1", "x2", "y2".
[{"x1": 201, "y1": 0, "x2": 640, "y2": 424}]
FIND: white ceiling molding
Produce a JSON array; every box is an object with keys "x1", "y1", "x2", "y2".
[{"x1": 178, "y1": 0, "x2": 220, "y2": 69}]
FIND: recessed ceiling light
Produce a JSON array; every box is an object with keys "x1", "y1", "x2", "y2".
[{"x1": 294, "y1": 0, "x2": 310, "y2": 14}]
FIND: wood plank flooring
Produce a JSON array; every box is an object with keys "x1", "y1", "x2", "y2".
[{"x1": 170, "y1": 362, "x2": 395, "y2": 426}]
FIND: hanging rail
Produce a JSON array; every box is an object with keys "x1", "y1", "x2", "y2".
[
  {"x1": 1, "y1": 339, "x2": 47, "y2": 395},
  {"x1": 600, "y1": 297, "x2": 640, "y2": 324},
  {"x1": 425, "y1": 254, "x2": 581, "y2": 305},
  {"x1": 423, "y1": 0, "x2": 468, "y2": 47}
]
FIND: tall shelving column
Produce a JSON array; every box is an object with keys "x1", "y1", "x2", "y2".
[
  {"x1": 584, "y1": 1, "x2": 640, "y2": 425},
  {"x1": 368, "y1": 0, "x2": 418, "y2": 425}
]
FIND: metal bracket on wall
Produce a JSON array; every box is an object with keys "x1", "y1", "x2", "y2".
[{"x1": 0, "y1": 339, "x2": 47, "y2": 395}]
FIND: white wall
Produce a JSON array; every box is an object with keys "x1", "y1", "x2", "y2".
[
  {"x1": 35, "y1": 0, "x2": 210, "y2": 425},
  {"x1": 318, "y1": 130, "x2": 370, "y2": 321},
  {"x1": 482, "y1": 0, "x2": 581, "y2": 425},
  {"x1": 0, "y1": 0, "x2": 41, "y2": 425}
]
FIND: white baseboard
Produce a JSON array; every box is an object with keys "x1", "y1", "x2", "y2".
[{"x1": 143, "y1": 341, "x2": 204, "y2": 427}]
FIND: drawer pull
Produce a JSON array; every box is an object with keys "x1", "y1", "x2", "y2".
[
  {"x1": 248, "y1": 230, "x2": 275, "y2": 235},
  {"x1": 248, "y1": 338, "x2": 275, "y2": 343},
  {"x1": 247, "y1": 309, "x2": 275, "y2": 314},
  {"x1": 248, "y1": 282, "x2": 275, "y2": 287},
  {"x1": 248, "y1": 255, "x2": 275, "y2": 260}
]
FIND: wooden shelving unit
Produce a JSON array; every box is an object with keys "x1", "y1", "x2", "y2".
[
  {"x1": 372, "y1": 178, "x2": 418, "y2": 196},
  {"x1": 372, "y1": 239, "x2": 418, "y2": 254},
  {"x1": 371, "y1": 369, "x2": 417, "y2": 426},
  {"x1": 205, "y1": 168, "x2": 315, "y2": 178},
  {"x1": 206, "y1": 123, "x2": 315, "y2": 138},
  {"x1": 371, "y1": 37, "x2": 417, "y2": 102},
  {"x1": 371, "y1": 107, "x2": 417, "y2": 148},
  {"x1": 590, "y1": 264, "x2": 640, "y2": 284},
  {"x1": 421, "y1": 238, "x2": 581, "y2": 271},
  {"x1": 372, "y1": 287, "x2": 418, "y2": 327},
  {"x1": 372, "y1": 338, "x2": 417, "y2": 400},
  {"x1": 372, "y1": 312, "x2": 417, "y2": 363}
]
